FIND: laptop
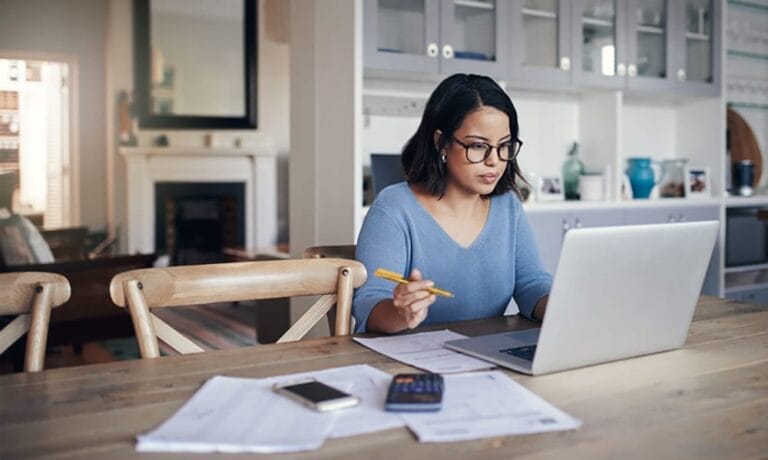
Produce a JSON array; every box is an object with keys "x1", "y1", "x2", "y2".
[{"x1": 445, "y1": 221, "x2": 719, "y2": 375}]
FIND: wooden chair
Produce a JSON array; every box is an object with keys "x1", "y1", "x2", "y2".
[
  {"x1": 109, "y1": 258, "x2": 367, "y2": 359},
  {"x1": 0, "y1": 272, "x2": 71, "y2": 372},
  {"x1": 303, "y1": 245, "x2": 357, "y2": 333}
]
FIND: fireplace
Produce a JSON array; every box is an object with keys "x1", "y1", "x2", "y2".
[
  {"x1": 119, "y1": 145, "x2": 278, "y2": 254},
  {"x1": 155, "y1": 182, "x2": 245, "y2": 264}
]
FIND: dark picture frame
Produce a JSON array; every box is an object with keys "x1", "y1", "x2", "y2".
[{"x1": 133, "y1": 0, "x2": 257, "y2": 129}]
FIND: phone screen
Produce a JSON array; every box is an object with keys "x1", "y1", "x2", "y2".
[{"x1": 281, "y1": 381, "x2": 350, "y2": 403}]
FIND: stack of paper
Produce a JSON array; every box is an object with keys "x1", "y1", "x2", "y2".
[
  {"x1": 400, "y1": 371, "x2": 582, "y2": 442},
  {"x1": 354, "y1": 329, "x2": 494, "y2": 373},
  {"x1": 137, "y1": 364, "x2": 404, "y2": 453},
  {"x1": 137, "y1": 351, "x2": 582, "y2": 453}
]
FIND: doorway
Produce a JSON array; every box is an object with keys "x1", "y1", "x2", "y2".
[{"x1": 0, "y1": 56, "x2": 74, "y2": 228}]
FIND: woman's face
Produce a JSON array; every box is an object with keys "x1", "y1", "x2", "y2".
[{"x1": 442, "y1": 105, "x2": 511, "y2": 197}]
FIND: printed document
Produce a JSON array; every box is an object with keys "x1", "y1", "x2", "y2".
[
  {"x1": 400, "y1": 371, "x2": 582, "y2": 442},
  {"x1": 354, "y1": 330, "x2": 493, "y2": 373},
  {"x1": 136, "y1": 364, "x2": 403, "y2": 453}
]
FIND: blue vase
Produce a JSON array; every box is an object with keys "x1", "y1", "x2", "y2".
[{"x1": 626, "y1": 157, "x2": 655, "y2": 199}]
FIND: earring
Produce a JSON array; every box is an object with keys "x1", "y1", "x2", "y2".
[{"x1": 440, "y1": 153, "x2": 447, "y2": 163}]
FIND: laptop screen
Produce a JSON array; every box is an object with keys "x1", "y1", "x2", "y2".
[{"x1": 371, "y1": 154, "x2": 405, "y2": 199}]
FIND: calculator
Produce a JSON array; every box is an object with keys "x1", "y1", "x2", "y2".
[{"x1": 384, "y1": 373, "x2": 444, "y2": 412}]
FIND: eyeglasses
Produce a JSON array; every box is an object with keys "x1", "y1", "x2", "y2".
[{"x1": 451, "y1": 136, "x2": 523, "y2": 164}]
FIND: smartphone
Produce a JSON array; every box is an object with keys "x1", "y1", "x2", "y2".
[{"x1": 272, "y1": 378, "x2": 360, "y2": 412}]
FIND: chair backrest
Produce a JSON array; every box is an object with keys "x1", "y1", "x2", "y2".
[
  {"x1": 302, "y1": 245, "x2": 358, "y2": 334},
  {"x1": 0, "y1": 272, "x2": 71, "y2": 372},
  {"x1": 109, "y1": 258, "x2": 367, "y2": 359}
]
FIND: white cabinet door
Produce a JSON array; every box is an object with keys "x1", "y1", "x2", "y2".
[
  {"x1": 624, "y1": 204, "x2": 721, "y2": 296},
  {"x1": 526, "y1": 208, "x2": 625, "y2": 274}
]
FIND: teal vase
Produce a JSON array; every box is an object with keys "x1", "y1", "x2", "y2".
[
  {"x1": 562, "y1": 142, "x2": 584, "y2": 200},
  {"x1": 626, "y1": 157, "x2": 655, "y2": 199}
]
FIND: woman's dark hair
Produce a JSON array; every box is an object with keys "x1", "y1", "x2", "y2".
[{"x1": 401, "y1": 73, "x2": 524, "y2": 198}]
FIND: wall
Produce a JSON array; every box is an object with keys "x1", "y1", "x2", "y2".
[
  {"x1": 0, "y1": 0, "x2": 108, "y2": 230},
  {"x1": 108, "y1": 0, "x2": 291, "y2": 249}
]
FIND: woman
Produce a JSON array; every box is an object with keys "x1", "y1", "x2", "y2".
[{"x1": 353, "y1": 74, "x2": 551, "y2": 334}]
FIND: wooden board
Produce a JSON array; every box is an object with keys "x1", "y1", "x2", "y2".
[{"x1": 727, "y1": 108, "x2": 762, "y2": 187}]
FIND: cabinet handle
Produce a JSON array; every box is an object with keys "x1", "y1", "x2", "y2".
[
  {"x1": 678, "y1": 213, "x2": 686, "y2": 222},
  {"x1": 561, "y1": 218, "x2": 570, "y2": 237},
  {"x1": 442, "y1": 44, "x2": 454, "y2": 59},
  {"x1": 574, "y1": 218, "x2": 583, "y2": 229},
  {"x1": 677, "y1": 69, "x2": 686, "y2": 81},
  {"x1": 427, "y1": 43, "x2": 439, "y2": 58},
  {"x1": 628, "y1": 64, "x2": 637, "y2": 77},
  {"x1": 560, "y1": 57, "x2": 571, "y2": 71},
  {"x1": 617, "y1": 63, "x2": 626, "y2": 76},
  {"x1": 668, "y1": 214, "x2": 677, "y2": 223}
]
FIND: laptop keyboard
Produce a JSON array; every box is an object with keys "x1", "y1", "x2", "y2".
[{"x1": 499, "y1": 344, "x2": 537, "y2": 361}]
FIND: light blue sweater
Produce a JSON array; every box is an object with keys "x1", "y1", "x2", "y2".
[{"x1": 353, "y1": 182, "x2": 553, "y2": 333}]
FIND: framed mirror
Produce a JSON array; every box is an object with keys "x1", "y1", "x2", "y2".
[{"x1": 133, "y1": 0, "x2": 257, "y2": 129}]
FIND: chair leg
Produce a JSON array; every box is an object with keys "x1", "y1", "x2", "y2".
[
  {"x1": 123, "y1": 280, "x2": 161, "y2": 359},
  {"x1": 25, "y1": 282, "x2": 54, "y2": 372}
]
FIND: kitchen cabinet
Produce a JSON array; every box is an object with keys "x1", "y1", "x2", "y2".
[
  {"x1": 572, "y1": 0, "x2": 721, "y2": 95},
  {"x1": 526, "y1": 208, "x2": 625, "y2": 274},
  {"x1": 509, "y1": 0, "x2": 572, "y2": 86},
  {"x1": 526, "y1": 204, "x2": 721, "y2": 296},
  {"x1": 623, "y1": 203, "x2": 721, "y2": 295},
  {"x1": 363, "y1": 0, "x2": 509, "y2": 78},
  {"x1": 623, "y1": 203, "x2": 719, "y2": 224}
]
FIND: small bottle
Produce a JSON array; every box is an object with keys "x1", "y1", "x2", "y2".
[{"x1": 562, "y1": 142, "x2": 585, "y2": 200}]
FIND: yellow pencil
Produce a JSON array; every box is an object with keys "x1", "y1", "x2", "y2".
[{"x1": 374, "y1": 268, "x2": 454, "y2": 298}]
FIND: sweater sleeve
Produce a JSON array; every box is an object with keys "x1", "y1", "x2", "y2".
[
  {"x1": 512, "y1": 202, "x2": 553, "y2": 320},
  {"x1": 352, "y1": 204, "x2": 410, "y2": 333}
]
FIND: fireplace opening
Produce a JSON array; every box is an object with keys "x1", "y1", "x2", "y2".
[{"x1": 155, "y1": 182, "x2": 245, "y2": 265}]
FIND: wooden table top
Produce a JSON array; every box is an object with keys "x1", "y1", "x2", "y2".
[{"x1": 1, "y1": 296, "x2": 766, "y2": 459}]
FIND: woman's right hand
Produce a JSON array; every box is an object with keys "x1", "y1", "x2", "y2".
[{"x1": 392, "y1": 268, "x2": 437, "y2": 329}]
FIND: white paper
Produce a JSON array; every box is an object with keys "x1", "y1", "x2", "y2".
[
  {"x1": 354, "y1": 330, "x2": 494, "y2": 373},
  {"x1": 400, "y1": 371, "x2": 582, "y2": 442},
  {"x1": 137, "y1": 364, "x2": 404, "y2": 453}
]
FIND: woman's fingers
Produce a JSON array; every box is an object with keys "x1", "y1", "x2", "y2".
[
  {"x1": 392, "y1": 284, "x2": 433, "y2": 307},
  {"x1": 405, "y1": 295, "x2": 435, "y2": 328}
]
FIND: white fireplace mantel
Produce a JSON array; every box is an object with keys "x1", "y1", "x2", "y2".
[{"x1": 119, "y1": 144, "x2": 278, "y2": 254}]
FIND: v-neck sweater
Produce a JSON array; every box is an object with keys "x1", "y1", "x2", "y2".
[{"x1": 353, "y1": 182, "x2": 552, "y2": 333}]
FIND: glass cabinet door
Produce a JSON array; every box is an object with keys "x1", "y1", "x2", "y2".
[
  {"x1": 510, "y1": 0, "x2": 571, "y2": 86},
  {"x1": 573, "y1": 0, "x2": 626, "y2": 88},
  {"x1": 682, "y1": 0, "x2": 714, "y2": 83},
  {"x1": 626, "y1": 0, "x2": 672, "y2": 90},
  {"x1": 440, "y1": 0, "x2": 508, "y2": 77},
  {"x1": 363, "y1": 0, "x2": 440, "y2": 73},
  {"x1": 670, "y1": 0, "x2": 720, "y2": 96}
]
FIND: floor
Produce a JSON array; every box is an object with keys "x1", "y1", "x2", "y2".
[{"x1": 1, "y1": 301, "x2": 272, "y2": 374}]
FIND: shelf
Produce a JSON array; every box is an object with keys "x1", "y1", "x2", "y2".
[
  {"x1": 686, "y1": 32, "x2": 710, "y2": 41},
  {"x1": 724, "y1": 195, "x2": 768, "y2": 207},
  {"x1": 727, "y1": 49, "x2": 768, "y2": 61},
  {"x1": 583, "y1": 17, "x2": 613, "y2": 28},
  {"x1": 454, "y1": 0, "x2": 494, "y2": 11},
  {"x1": 725, "y1": 262, "x2": 768, "y2": 274},
  {"x1": 725, "y1": 281, "x2": 768, "y2": 294},
  {"x1": 637, "y1": 25, "x2": 664, "y2": 35},
  {"x1": 728, "y1": 102, "x2": 768, "y2": 111},
  {"x1": 728, "y1": 0, "x2": 768, "y2": 14},
  {"x1": 522, "y1": 8, "x2": 556, "y2": 20}
]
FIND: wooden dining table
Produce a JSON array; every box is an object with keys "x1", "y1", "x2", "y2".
[{"x1": 1, "y1": 296, "x2": 766, "y2": 459}]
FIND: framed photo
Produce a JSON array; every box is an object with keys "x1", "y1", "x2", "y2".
[
  {"x1": 684, "y1": 166, "x2": 711, "y2": 198},
  {"x1": 536, "y1": 175, "x2": 564, "y2": 201}
]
